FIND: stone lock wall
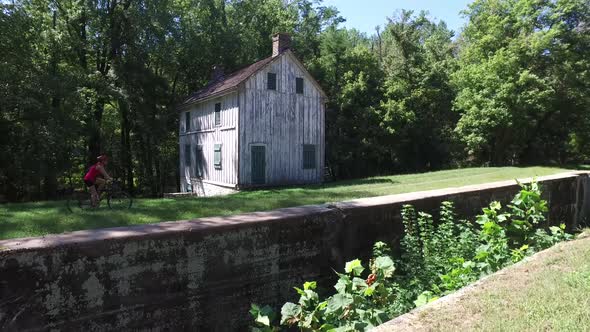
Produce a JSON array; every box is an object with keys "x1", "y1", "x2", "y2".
[{"x1": 0, "y1": 172, "x2": 588, "y2": 331}]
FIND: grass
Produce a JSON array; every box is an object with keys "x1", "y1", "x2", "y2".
[
  {"x1": 383, "y1": 231, "x2": 590, "y2": 332},
  {"x1": 0, "y1": 166, "x2": 574, "y2": 240}
]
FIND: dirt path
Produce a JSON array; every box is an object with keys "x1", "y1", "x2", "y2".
[{"x1": 374, "y1": 232, "x2": 590, "y2": 332}]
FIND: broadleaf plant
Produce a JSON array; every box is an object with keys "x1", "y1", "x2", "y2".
[{"x1": 250, "y1": 181, "x2": 573, "y2": 331}]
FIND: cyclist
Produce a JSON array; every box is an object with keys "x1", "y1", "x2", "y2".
[{"x1": 84, "y1": 154, "x2": 113, "y2": 207}]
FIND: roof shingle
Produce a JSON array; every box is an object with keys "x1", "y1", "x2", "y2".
[{"x1": 180, "y1": 55, "x2": 276, "y2": 106}]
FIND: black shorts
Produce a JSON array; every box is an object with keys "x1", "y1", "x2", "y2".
[{"x1": 84, "y1": 180, "x2": 95, "y2": 187}]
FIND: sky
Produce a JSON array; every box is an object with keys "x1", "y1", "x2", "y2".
[{"x1": 322, "y1": 0, "x2": 475, "y2": 36}]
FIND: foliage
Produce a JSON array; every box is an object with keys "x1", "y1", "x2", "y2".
[
  {"x1": 399, "y1": 201, "x2": 479, "y2": 299},
  {"x1": 0, "y1": 0, "x2": 343, "y2": 200},
  {"x1": 380, "y1": 229, "x2": 590, "y2": 331},
  {"x1": 312, "y1": 27, "x2": 386, "y2": 179},
  {"x1": 473, "y1": 180, "x2": 556, "y2": 274},
  {"x1": 377, "y1": 10, "x2": 458, "y2": 171},
  {"x1": 251, "y1": 180, "x2": 574, "y2": 330},
  {"x1": 2, "y1": 0, "x2": 589, "y2": 201},
  {"x1": 473, "y1": 204, "x2": 512, "y2": 274},
  {"x1": 453, "y1": 0, "x2": 590, "y2": 165},
  {"x1": 252, "y1": 243, "x2": 400, "y2": 331},
  {"x1": 250, "y1": 304, "x2": 279, "y2": 332}
]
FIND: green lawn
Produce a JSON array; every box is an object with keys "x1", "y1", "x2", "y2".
[
  {"x1": 0, "y1": 166, "x2": 573, "y2": 240},
  {"x1": 381, "y1": 231, "x2": 590, "y2": 331},
  {"x1": 473, "y1": 233, "x2": 590, "y2": 331}
]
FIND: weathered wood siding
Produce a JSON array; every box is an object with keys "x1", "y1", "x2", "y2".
[
  {"x1": 238, "y1": 53, "x2": 325, "y2": 186},
  {"x1": 179, "y1": 91, "x2": 239, "y2": 192}
]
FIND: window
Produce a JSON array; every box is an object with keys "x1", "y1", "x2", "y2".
[
  {"x1": 214, "y1": 144, "x2": 222, "y2": 169},
  {"x1": 185, "y1": 112, "x2": 191, "y2": 132},
  {"x1": 267, "y1": 72, "x2": 277, "y2": 90},
  {"x1": 195, "y1": 145, "x2": 203, "y2": 177},
  {"x1": 214, "y1": 103, "x2": 221, "y2": 126},
  {"x1": 302, "y1": 144, "x2": 316, "y2": 169},
  {"x1": 184, "y1": 144, "x2": 191, "y2": 168},
  {"x1": 296, "y1": 77, "x2": 304, "y2": 94}
]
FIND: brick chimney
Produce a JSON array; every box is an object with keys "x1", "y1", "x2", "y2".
[
  {"x1": 211, "y1": 65, "x2": 224, "y2": 81},
  {"x1": 272, "y1": 33, "x2": 291, "y2": 57}
]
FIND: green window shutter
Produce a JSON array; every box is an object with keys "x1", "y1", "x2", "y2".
[
  {"x1": 185, "y1": 112, "x2": 191, "y2": 132},
  {"x1": 267, "y1": 72, "x2": 277, "y2": 90},
  {"x1": 185, "y1": 144, "x2": 191, "y2": 168},
  {"x1": 302, "y1": 144, "x2": 316, "y2": 169},
  {"x1": 195, "y1": 145, "x2": 203, "y2": 177},
  {"x1": 214, "y1": 144, "x2": 222, "y2": 169},
  {"x1": 296, "y1": 77, "x2": 304, "y2": 94},
  {"x1": 214, "y1": 103, "x2": 221, "y2": 126}
]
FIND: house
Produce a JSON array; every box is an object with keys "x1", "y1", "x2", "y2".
[{"x1": 178, "y1": 33, "x2": 327, "y2": 196}]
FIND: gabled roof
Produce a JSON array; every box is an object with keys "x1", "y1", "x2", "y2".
[{"x1": 179, "y1": 50, "x2": 326, "y2": 108}]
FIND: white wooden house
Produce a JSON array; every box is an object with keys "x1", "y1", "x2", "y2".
[{"x1": 178, "y1": 33, "x2": 326, "y2": 196}]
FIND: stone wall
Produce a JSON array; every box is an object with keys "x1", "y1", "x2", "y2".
[{"x1": 0, "y1": 172, "x2": 588, "y2": 331}]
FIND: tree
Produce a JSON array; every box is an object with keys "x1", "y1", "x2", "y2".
[
  {"x1": 377, "y1": 10, "x2": 458, "y2": 171},
  {"x1": 3, "y1": 0, "x2": 588, "y2": 202},
  {"x1": 453, "y1": 0, "x2": 590, "y2": 164},
  {"x1": 0, "y1": 0, "x2": 350, "y2": 200},
  {"x1": 309, "y1": 27, "x2": 386, "y2": 178}
]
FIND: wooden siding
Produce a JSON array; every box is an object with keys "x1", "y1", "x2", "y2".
[
  {"x1": 238, "y1": 52, "x2": 325, "y2": 186},
  {"x1": 179, "y1": 91, "x2": 239, "y2": 191}
]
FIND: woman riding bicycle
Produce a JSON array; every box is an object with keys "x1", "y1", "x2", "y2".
[{"x1": 84, "y1": 154, "x2": 113, "y2": 207}]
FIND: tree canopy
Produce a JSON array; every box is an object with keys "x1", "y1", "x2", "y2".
[{"x1": 1, "y1": 0, "x2": 588, "y2": 201}]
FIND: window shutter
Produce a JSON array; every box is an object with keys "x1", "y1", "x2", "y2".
[
  {"x1": 302, "y1": 144, "x2": 316, "y2": 169},
  {"x1": 296, "y1": 77, "x2": 304, "y2": 94},
  {"x1": 195, "y1": 145, "x2": 203, "y2": 177},
  {"x1": 214, "y1": 144, "x2": 222, "y2": 169},
  {"x1": 185, "y1": 112, "x2": 191, "y2": 132},
  {"x1": 267, "y1": 73, "x2": 277, "y2": 90},
  {"x1": 185, "y1": 144, "x2": 191, "y2": 169},
  {"x1": 214, "y1": 103, "x2": 221, "y2": 126}
]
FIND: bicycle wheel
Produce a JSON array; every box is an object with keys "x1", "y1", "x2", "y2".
[{"x1": 107, "y1": 191, "x2": 132, "y2": 209}]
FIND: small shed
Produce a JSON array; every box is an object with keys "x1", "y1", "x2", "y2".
[{"x1": 178, "y1": 33, "x2": 327, "y2": 196}]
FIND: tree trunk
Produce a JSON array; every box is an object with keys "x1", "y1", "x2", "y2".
[
  {"x1": 119, "y1": 100, "x2": 134, "y2": 193},
  {"x1": 88, "y1": 100, "x2": 105, "y2": 165}
]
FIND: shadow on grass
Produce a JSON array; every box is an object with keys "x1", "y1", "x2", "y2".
[
  {"x1": 0, "y1": 166, "x2": 573, "y2": 240},
  {"x1": 0, "y1": 188, "x2": 378, "y2": 239},
  {"x1": 320, "y1": 177, "x2": 400, "y2": 189}
]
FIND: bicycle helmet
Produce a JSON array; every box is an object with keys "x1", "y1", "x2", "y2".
[{"x1": 97, "y1": 154, "x2": 109, "y2": 162}]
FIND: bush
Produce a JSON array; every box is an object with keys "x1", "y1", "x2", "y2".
[{"x1": 250, "y1": 181, "x2": 573, "y2": 331}]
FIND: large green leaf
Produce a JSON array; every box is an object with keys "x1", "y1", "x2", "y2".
[
  {"x1": 335, "y1": 275, "x2": 351, "y2": 294},
  {"x1": 304, "y1": 281, "x2": 317, "y2": 290},
  {"x1": 375, "y1": 256, "x2": 395, "y2": 277},
  {"x1": 352, "y1": 277, "x2": 368, "y2": 292},
  {"x1": 280, "y1": 302, "x2": 301, "y2": 325},
  {"x1": 326, "y1": 293, "x2": 354, "y2": 314},
  {"x1": 250, "y1": 304, "x2": 275, "y2": 327},
  {"x1": 255, "y1": 314, "x2": 270, "y2": 327},
  {"x1": 345, "y1": 259, "x2": 365, "y2": 276}
]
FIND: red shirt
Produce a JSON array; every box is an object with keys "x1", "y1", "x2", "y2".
[{"x1": 84, "y1": 163, "x2": 103, "y2": 182}]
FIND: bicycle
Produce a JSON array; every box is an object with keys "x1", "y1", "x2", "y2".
[{"x1": 67, "y1": 180, "x2": 133, "y2": 211}]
